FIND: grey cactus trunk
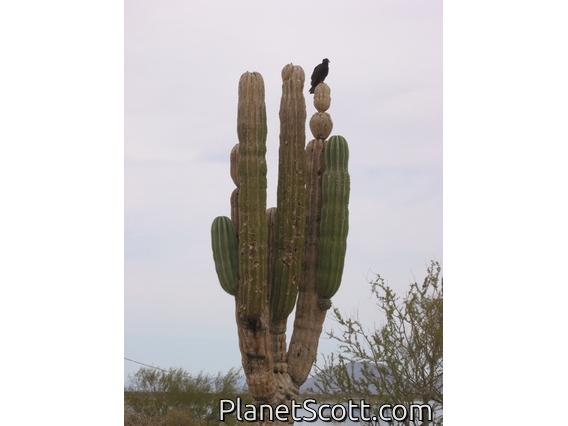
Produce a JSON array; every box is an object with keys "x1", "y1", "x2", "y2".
[{"x1": 210, "y1": 64, "x2": 350, "y2": 425}]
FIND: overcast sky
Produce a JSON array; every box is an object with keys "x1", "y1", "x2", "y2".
[
  {"x1": 3, "y1": 2, "x2": 568, "y2": 424},
  {"x1": 125, "y1": 0, "x2": 442, "y2": 381}
]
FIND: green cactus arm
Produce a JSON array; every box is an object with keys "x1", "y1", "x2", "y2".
[
  {"x1": 316, "y1": 135, "x2": 350, "y2": 308},
  {"x1": 211, "y1": 216, "x2": 239, "y2": 296}
]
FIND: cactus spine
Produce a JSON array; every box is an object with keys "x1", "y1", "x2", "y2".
[{"x1": 210, "y1": 67, "x2": 350, "y2": 420}]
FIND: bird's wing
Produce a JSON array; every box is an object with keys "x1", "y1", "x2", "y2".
[{"x1": 311, "y1": 63, "x2": 323, "y2": 81}]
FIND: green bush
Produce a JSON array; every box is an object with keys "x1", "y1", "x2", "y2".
[{"x1": 124, "y1": 367, "x2": 251, "y2": 426}]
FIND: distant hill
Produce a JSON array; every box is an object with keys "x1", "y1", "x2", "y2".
[
  {"x1": 300, "y1": 361, "x2": 385, "y2": 394},
  {"x1": 300, "y1": 361, "x2": 442, "y2": 396}
]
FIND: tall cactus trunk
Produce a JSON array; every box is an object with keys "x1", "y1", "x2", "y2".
[
  {"x1": 210, "y1": 65, "x2": 350, "y2": 425},
  {"x1": 235, "y1": 72, "x2": 275, "y2": 404},
  {"x1": 270, "y1": 65, "x2": 307, "y2": 385}
]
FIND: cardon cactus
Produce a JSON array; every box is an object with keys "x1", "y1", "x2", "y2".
[{"x1": 210, "y1": 64, "x2": 350, "y2": 424}]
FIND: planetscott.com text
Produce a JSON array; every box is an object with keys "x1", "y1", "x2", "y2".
[{"x1": 219, "y1": 397, "x2": 433, "y2": 423}]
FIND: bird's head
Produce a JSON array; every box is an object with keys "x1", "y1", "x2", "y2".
[{"x1": 323, "y1": 58, "x2": 330, "y2": 64}]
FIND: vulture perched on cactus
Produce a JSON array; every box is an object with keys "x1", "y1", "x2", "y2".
[{"x1": 309, "y1": 58, "x2": 330, "y2": 94}]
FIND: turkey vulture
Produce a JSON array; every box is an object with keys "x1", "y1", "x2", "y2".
[{"x1": 309, "y1": 58, "x2": 330, "y2": 94}]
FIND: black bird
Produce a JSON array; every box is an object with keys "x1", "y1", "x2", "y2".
[{"x1": 309, "y1": 58, "x2": 330, "y2": 94}]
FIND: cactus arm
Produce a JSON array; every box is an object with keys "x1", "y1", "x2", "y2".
[
  {"x1": 211, "y1": 216, "x2": 239, "y2": 296},
  {"x1": 288, "y1": 138, "x2": 328, "y2": 385},
  {"x1": 316, "y1": 135, "x2": 350, "y2": 309}
]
